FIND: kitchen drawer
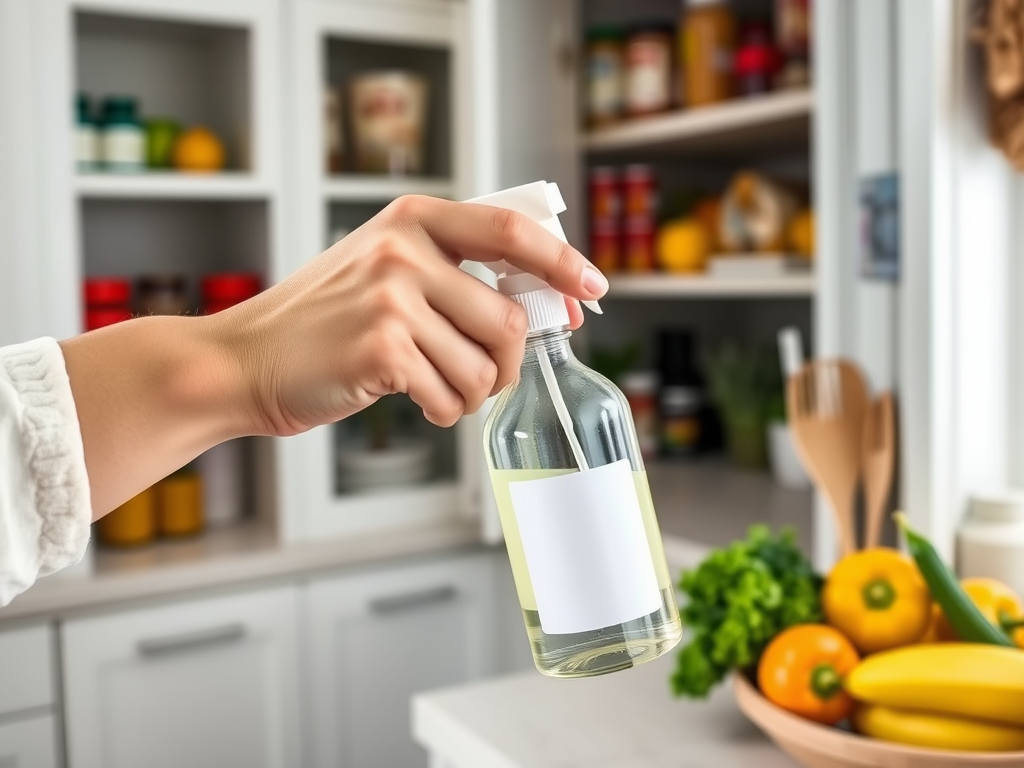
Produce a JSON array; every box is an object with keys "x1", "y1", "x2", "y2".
[
  {"x1": 0, "y1": 715, "x2": 58, "y2": 768},
  {"x1": 0, "y1": 624, "x2": 54, "y2": 716}
]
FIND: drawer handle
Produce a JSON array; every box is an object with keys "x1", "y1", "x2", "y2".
[
  {"x1": 369, "y1": 585, "x2": 458, "y2": 615},
  {"x1": 136, "y1": 623, "x2": 247, "y2": 657}
]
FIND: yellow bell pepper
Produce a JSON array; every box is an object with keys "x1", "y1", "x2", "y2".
[
  {"x1": 822, "y1": 548, "x2": 932, "y2": 654},
  {"x1": 932, "y1": 577, "x2": 1024, "y2": 647}
]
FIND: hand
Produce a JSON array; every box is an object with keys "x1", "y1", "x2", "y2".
[{"x1": 221, "y1": 195, "x2": 608, "y2": 437}]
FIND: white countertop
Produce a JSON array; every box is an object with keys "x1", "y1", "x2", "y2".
[
  {"x1": 0, "y1": 518, "x2": 482, "y2": 623},
  {"x1": 413, "y1": 643, "x2": 799, "y2": 768}
]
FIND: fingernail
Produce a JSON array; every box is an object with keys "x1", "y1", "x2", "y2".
[{"x1": 582, "y1": 265, "x2": 609, "y2": 298}]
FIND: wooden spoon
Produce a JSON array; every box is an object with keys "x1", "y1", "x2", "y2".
[
  {"x1": 787, "y1": 360, "x2": 869, "y2": 557},
  {"x1": 862, "y1": 392, "x2": 896, "y2": 549}
]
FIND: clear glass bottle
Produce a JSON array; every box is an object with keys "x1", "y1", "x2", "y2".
[
  {"x1": 474, "y1": 180, "x2": 681, "y2": 678},
  {"x1": 485, "y1": 328, "x2": 681, "y2": 677}
]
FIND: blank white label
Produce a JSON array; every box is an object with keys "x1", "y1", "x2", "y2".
[{"x1": 509, "y1": 459, "x2": 661, "y2": 635}]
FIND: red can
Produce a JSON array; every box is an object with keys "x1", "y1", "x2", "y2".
[
  {"x1": 623, "y1": 164, "x2": 656, "y2": 221},
  {"x1": 624, "y1": 217, "x2": 656, "y2": 272},
  {"x1": 589, "y1": 166, "x2": 620, "y2": 221},
  {"x1": 84, "y1": 278, "x2": 133, "y2": 331},
  {"x1": 202, "y1": 273, "x2": 261, "y2": 314},
  {"x1": 590, "y1": 218, "x2": 620, "y2": 274}
]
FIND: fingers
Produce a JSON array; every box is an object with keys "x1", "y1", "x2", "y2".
[
  {"x1": 384, "y1": 195, "x2": 608, "y2": 302},
  {"x1": 565, "y1": 298, "x2": 584, "y2": 330},
  {"x1": 411, "y1": 304, "x2": 498, "y2": 415},
  {"x1": 401, "y1": 344, "x2": 467, "y2": 428},
  {"x1": 419, "y1": 262, "x2": 527, "y2": 394}
]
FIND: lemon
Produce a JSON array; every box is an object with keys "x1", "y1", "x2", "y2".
[
  {"x1": 172, "y1": 127, "x2": 226, "y2": 172},
  {"x1": 789, "y1": 208, "x2": 815, "y2": 258},
  {"x1": 656, "y1": 217, "x2": 709, "y2": 273}
]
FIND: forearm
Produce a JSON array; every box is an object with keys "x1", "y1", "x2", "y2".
[{"x1": 59, "y1": 314, "x2": 253, "y2": 519}]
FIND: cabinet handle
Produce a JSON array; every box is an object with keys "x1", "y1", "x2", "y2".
[
  {"x1": 136, "y1": 622, "x2": 247, "y2": 657},
  {"x1": 369, "y1": 585, "x2": 459, "y2": 615}
]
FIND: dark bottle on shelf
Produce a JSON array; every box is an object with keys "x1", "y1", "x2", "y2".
[{"x1": 657, "y1": 329, "x2": 704, "y2": 457}]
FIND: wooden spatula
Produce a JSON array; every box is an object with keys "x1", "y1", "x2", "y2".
[
  {"x1": 786, "y1": 360, "x2": 870, "y2": 557},
  {"x1": 862, "y1": 391, "x2": 896, "y2": 549}
]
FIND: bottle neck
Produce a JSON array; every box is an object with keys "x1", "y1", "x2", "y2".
[{"x1": 524, "y1": 327, "x2": 574, "y2": 367}]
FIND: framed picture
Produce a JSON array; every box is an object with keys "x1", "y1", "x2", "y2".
[{"x1": 859, "y1": 173, "x2": 900, "y2": 281}]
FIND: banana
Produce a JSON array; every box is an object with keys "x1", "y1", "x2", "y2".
[
  {"x1": 845, "y1": 644, "x2": 1024, "y2": 727},
  {"x1": 854, "y1": 705, "x2": 1024, "y2": 752}
]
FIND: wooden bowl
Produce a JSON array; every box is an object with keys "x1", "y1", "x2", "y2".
[{"x1": 733, "y1": 674, "x2": 1024, "y2": 768}]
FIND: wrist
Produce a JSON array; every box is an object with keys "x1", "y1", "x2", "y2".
[{"x1": 196, "y1": 310, "x2": 267, "y2": 439}]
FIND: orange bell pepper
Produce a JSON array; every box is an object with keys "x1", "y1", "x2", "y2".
[{"x1": 757, "y1": 624, "x2": 861, "y2": 725}]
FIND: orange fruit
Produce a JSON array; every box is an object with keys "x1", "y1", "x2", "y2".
[{"x1": 172, "y1": 127, "x2": 225, "y2": 172}]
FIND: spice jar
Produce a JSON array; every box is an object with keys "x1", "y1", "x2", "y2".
[
  {"x1": 137, "y1": 274, "x2": 189, "y2": 316},
  {"x1": 586, "y1": 27, "x2": 626, "y2": 127},
  {"x1": 625, "y1": 24, "x2": 675, "y2": 116},
  {"x1": 658, "y1": 330, "x2": 704, "y2": 456},
  {"x1": 84, "y1": 278, "x2": 133, "y2": 331},
  {"x1": 624, "y1": 218, "x2": 656, "y2": 272},
  {"x1": 622, "y1": 164, "x2": 657, "y2": 219},
  {"x1": 681, "y1": 0, "x2": 737, "y2": 107},
  {"x1": 774, "y1": 0, "x2": 811, "y2": 89},
  {"x1": 622, "y1": 371, "x2": 659, "y2": 459},
  {"x1": 99, "y1": 96, "x2": 145, "y2": 172},
  {"x1": 198, "y1": 274, "x2": 261, "y2": 529},
  {"x1": 96, "y1": 488, "x2": 157, "y2": 547},
  {"x1": 76, "y1": 94, "x2": 99, "y2": 173},
  {"x1": 157, "y1": 468, "x2": 204, "y2": 537},
  {"x1": 734, "y1": 22, "x2": 780, "y2": 96}
]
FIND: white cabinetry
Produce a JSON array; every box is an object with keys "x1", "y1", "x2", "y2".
[
  {"x1": 0, "y1": 718, "x2": 59, "y2": 768},
  {"x1": 61, "y1": 585, "x2": 301, "y2": 768},
  {"x1": 303, "y1": 552, "x2": 498, "y2": 768}
]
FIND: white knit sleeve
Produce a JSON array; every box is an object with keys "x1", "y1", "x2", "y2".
[{"x1": 0, "y1": 338, "x2": 92, "y2": 607}]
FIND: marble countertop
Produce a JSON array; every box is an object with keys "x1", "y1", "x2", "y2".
[{"x1": 413, "y1": 652, "x2": 799, "y2": 768}]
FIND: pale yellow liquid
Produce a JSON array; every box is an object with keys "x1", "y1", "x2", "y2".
[{"x1": 490, "y1": 468, "x2": 681, "y2": 677}]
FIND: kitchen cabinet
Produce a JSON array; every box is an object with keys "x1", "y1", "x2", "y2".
[
  {"x1": 303, "y1": 552, "x2": 499, "y2": 768},
  {"x1": 61, "y1": 584, "x2": 301, "y2": 768},
  {"x1": 0, "y1": 717, "x2": 59, "y2": 768}
]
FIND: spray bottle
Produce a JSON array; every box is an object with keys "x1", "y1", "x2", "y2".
[{"x1": 472, "y1": 181, "x2": 681, "y2": 678}]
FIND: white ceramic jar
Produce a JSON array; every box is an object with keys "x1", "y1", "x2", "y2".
[{"x1": 957, "y1": 490, "x2": 1024, "y2": 593}]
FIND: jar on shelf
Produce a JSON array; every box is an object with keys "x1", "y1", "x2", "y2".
[
  {"x1": 774, "y1": 0, "x2": 811, "y2": 89},
  {"x1": 99, "y1": 96, "x2": 145, "y2": 173},
  {"x1": 157, "y1": 467, "x2": 204, "y2": 537},
  {"x1": 658, "y1": 330, "x2": 704, "y2": 456},
  {"x1": 625, "y1": 23, "x2": 675, "y2": 117},
  {"x1": 75, "y1": 94, "x2": 99, "y2": 173},
  {"x1": 622, "y1": 371, "x2": 659, "y2": 459},
  {"x1": 624, "y1": 217, "x2": 656, "y2": 272},
  {"x1": 137, "y1": 274, "x2": 189, "y2": 317},
  {"x1": 589, "y1": 166, "x2": 621, "y2": 273},
  {"x1": 586, "y1": 26, "x2": 626, "y2": 127},
  {"x1": 83, "y1": 278, "x2": 132, "y2": 331},
  {"x1": 681, "y1": 0, "x2": 737, "y2": 108},
  {"x1": 734, "y1": 22, "x2": 780, "y2": 96},
  {"x1": 96, "y1": 488, "x2": 157, "y2": 547},
  {"x1": 622, "y1": 164, "x2": 657, "y2": 220},
  {"x1": 198, "y1": 273, "x2": 262, "y2": 529}
]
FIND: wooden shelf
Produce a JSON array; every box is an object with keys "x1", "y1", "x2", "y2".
[
  {"x1": 648, "y1": 458, "x2": 814, "y2": 554},
  {"x1": 606, "y1": 272, "x2": 815, "y2": 299},
  {"x1": 323, "y1": 176, "x2": 456, "y2": 203},
  {"x1": 584, "y1": 89, "x2": 813, "y2": 155},
  {"x1": 76, "y1": 173, "x2": 272, "y2": 200}
]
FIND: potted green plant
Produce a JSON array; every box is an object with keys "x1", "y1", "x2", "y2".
[{"x1": 704, "y1": 345, "x2": 778, "y2": 469}]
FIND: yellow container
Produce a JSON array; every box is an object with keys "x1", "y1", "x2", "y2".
[
  {"x1": 157, "y1": 471, "x2": 204, "y2": 537},
  {"x1": 96, "y1": 487, "x2": 156, "y2": 547}
]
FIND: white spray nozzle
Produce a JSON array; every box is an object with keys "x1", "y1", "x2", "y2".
[{"x1": 467, "y1": 181, "x2": 603, "y2": 329}]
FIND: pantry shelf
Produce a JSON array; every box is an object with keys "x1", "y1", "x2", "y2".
[
  {"x1": 606, "y1": 272, "x2": 815, "y2": 299},
  {"x1": 323, "y1": 176, "x2": 456, "y2": 203},
  {"x1": 584, "y1": 89, "x2": 813, "y2": 155},
  {"x1": 76, "y1": 173, "x2": 272, "y2": 200}
]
